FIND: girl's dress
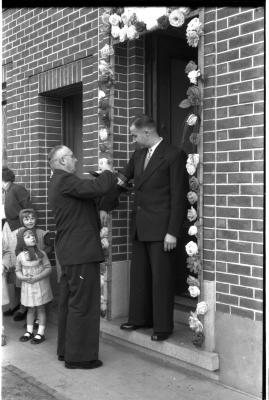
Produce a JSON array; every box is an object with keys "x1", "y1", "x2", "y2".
[{"x1": 16, "y1": 250, "x2": 53, "y2": 307}]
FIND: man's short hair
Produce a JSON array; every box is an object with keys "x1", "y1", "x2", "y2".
[
  {"x1": 2, "y1": 167, "x2": 15, "y2": 182},
  {"x1": 48, "y1": 145, "x2": 65, "y2": 163},
  {"x1": 130, "y1": 114, "x2": 156, "y2": 130}
]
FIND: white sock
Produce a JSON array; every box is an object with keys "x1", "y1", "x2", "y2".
[
  {"x1": 37, "y1": 325, "x2": 45, "y2": 336},
  {"x1": 26, "y1": 325, "x2": 33, "y2": 334}
]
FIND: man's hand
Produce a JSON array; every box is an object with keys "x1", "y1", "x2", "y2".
[
  {"x1": 164, "y1": 233, "x2": 177, "y2": 252},
  {"x1": 100, "y1": 210, "x2": 108, "y2": 226}
]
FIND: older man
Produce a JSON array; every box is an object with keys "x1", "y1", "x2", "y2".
[{"x1": 47, "y1": 145, "x2": 117, "y2": 369}]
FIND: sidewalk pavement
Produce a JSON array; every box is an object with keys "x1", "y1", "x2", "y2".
[{"x1": 2, "y1": 316, "x2": 257, "y2": 400}]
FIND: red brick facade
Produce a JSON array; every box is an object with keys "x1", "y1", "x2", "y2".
[{"x1": 2, "y1": 7, "x2": 264, "y2": 321}]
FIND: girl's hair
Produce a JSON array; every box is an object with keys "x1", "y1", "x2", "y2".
[
  {"x1": 2, "y1": 167, "x2": 15, "y2": 183},
  {"x1": 16, "y1": 228, "x2": 44, "y2": 261},
  {"x1": 19, "y1": 208, "x2": 37, "y2": 226}
]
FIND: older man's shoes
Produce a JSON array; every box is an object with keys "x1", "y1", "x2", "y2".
[
  {"x1": 65, "y1": 360, "x2": 103, "y2": 369},
  {"x1": 120, "y1": 323, "x2": 153, "y2": 331},
  {"x1": 151, "y1": 333, "x2": 170, "y2": 341}
]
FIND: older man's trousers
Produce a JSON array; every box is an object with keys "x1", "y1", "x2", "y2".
[{"x1": 57, "y1": 263, "x2": 100, "y2": 363}]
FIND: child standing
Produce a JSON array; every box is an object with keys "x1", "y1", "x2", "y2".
[{"x1": 15, "y1": 228, "x2": 53, "y2": 344}]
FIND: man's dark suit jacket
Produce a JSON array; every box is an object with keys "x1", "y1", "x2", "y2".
[
  {"x1": 4, "y1": 183, "x2": 33, "y2": 231},
  {"x1": 48, "y1": 169, "x2": 117, "y2": 266},
  {"x1": 120, "y1": 140, "x2": 188, "y2": 241}
]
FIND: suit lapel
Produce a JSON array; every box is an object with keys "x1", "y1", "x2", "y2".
[{"x1": 136, "y1": 141, "x2": 166, "y2": 190}]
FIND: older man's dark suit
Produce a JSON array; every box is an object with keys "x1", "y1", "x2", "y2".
[
  {"x1": 48, "y1": 169, "x2": 117, "y2": 363},
  {"x1": 121, "y1": 140, "x2": 187, "y2": 334}
]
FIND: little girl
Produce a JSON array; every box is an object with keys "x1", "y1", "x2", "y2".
[{"x1": 15, "y1": 228, "x2": 53, "y2": 344}]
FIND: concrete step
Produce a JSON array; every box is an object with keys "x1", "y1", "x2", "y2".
[{"x1": 100, "y1": 318, "x2": 220, "y2": 381}]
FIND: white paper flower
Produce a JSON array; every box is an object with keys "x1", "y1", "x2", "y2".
[
  {"x1": 186, "y1": 163, "x2": 196, "y2": 176},
  {"x1": 99, "y1": 60, "x2": 113, "y2": 75},
  {"x1": 111, "y1": 25, "x2": 121, "y2": 39},
  {"x1": 188, "y1": 225, "x2": 198, "y2": 236},
  {"x1": 196, "y1": 301, "x2": 208, "y2": 315},
  {"x1": 187, "y1": 154, "x2": 199, "y2": 168},
  {"x1": 127, "y1": 25, "x2": 138, "y2": 40},
  {"x1": 186, "y1": 30, "x2": 200, "y2": 48},
  {"x1": 188, "y1": 69, "x2": 201, "y2": 84},
  {"x1": 187, "y1": 207, "x2": 197, "y2": 222},
  {"x1": 100, "y1": 274, "x2": 105, "y2": 288},
  {"x1": 188, "y1": 311, "x2": 203, "y2": 333},
  {"x1": 187, "y1": 17, "x2": 203, "y2": 35},
  {"x1": 187, "y1": 191, "x2": 198, "y2": 204},
  {"x1": 109, "y1": 13, "x2": 121, "y2": 26},
  {"x1": 98, "y1": 157, "x2": 111, "y2": 171},
  {"x1": 100, "y1": 226, "x2": 109, "y2": 238},
  {"x1": 119, "y1": 25, "x2": 128, "y2": 42},
  {"x1": 146, "y1": 18, "x2": 158, "y2": 31},
  {"x1": 169, "y1": 9, "x2": 185, "y2": 27},
  {"x1": 101, "y1": 237, "x2": 109, "y2": 249},
  {"x1": 186, "y1": 114, "x2": 198, "y2": 126},
  {"x1": 101, "y1": 295, "x2": 106, "y2": 311},
  {"x1": 178, "y1": 7, "x2": 190, "y2": 16},
  {"x1": 100, "y1": 44, "x2": 114, "y2": 58},
  {"x1": 99, "y1": 128, "x2": 109, "y2": 141},
  {"x1": 98, "y1": 90, "x2": 106, "y2": 100},
  {"x1": 188, "y1": 285, "x2": 200, "y2": 298},
  {"x1": 185, "y1": 240, "x2": 198, "y2": 256}
]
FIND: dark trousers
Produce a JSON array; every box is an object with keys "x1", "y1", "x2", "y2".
[
  {"x1": 57, "y1": 263, "x2": 100, "y2": 363},
  {"x1": 128, "y1": 240, "x2": 175, "y2": 333}
]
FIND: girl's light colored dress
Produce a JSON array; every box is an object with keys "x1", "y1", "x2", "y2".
[{"x1": 16, "y1": 251, "x2": 53, "y2": 307}]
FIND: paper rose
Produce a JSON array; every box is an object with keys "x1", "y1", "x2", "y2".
[
  {"x1": 99, "y1": 60, "x2": 113, "y2": 75},
  {"x1": 186, "y1": 30, "x2": 200, "y2": 48},
  {"x1": 185, "y1": 60, "x2": 198, "y2": 74},
  {"x1": 109, "y1": 13, "x2": 121, "y2": 26},
  {"x1": 100, "y1": 44, "x2": 114, "y2": 58},
  {"x1": 187, "y1": 191, "x2": 198, "y2": 204},
  {"x1": 119, "y1": 26, "x2": 128, "y2": 42},
  {"x1": 101, "y1": 295, "x2": 106, "y2": 317},
  {"x1": 186, "y1": 114, "x2": 198, "y2": 126},
  {"x1": 99, "y1": 128, "x2": 109, "y2": 141},
  {"x1": 100, "y1": 227, "x2": 109, "y2": 238},
  {"x1": 187, "y1": 154, "x2": 199, "y2": 168},
  {"x1": 101, "y1": 237, "x2": 109, "y2": 249},
  {"x1": 188, "y1": 225, "x2": 198, "y2": 236},
  {"x1": 98, "y1": 90, "x2": 106, "y2": 100},
  {"x1": 187, "y1": 275, "x2": 200, "y2": 287},
  {"x1": 127, "y1": 25, "x2": 139, "y2": 40},
  {"x1": 187, "y1": 86, "x2": 201, "y2": 106},
  {"x1": 196, "y1": 301, "x2": 208, "y2": 315},
  {"x1": 187, "y1": 207, "x2": 197, "y2": 222},
  {"x1": 102, "y1": 12, "x2": 110, "y2": 25},
  {"x1": 187, "y1": 256, "x2": 202, "y2": 274},
  {"x1": 98, "y1": 157, "x2": 111, "y2": 171},
  {"x1": 178, "y1": 7, "x2": 191, "y2": 16},
  {"x1": 192, "y1": 331, "x2": 205, "y2": 346},
  {"x1": 185, "y1": 240, "x2": 198, "y2": 256},
  {"x1": 189, "y1": 311, "x2": 203, "y2": 333},
  {"x1": 189, "y1": 176, "x2": 199, "y2": 192},
  {"x1": 186, "y1": 163, "x2": 196, "y2": 176},
  {"x1": 187, "y1": 17, "x2": 203, "y2": 35},
  {"x1": 188, "y1": 69, "x2": 201, "y2": 85},
  {"x1": 157, "y1": 15, "x2": 170, "y2": 30},
  {"x1": 134, "y1": 21, "x2": 147, "y2": 33},
  {"x1": 111, "y1": 25, "x2": 121, "y2": 39},
  {"x1": 100, "y1": 274, "x2": 105, "y2": 288},
  {"x1": 188, "y1": 285, "x2": 200, "y2": 298},
  {"x1": 169, "y1": 9, "x2": 185, "y2": 27}
]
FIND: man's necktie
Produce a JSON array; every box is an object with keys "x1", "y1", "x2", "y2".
[{"x1": 144, "y1": 148, "x2": 152, "y2": 170}]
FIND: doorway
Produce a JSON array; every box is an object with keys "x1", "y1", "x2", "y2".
[{"x1": 145, "y1": 29, "x2": 198, "y2": 302}]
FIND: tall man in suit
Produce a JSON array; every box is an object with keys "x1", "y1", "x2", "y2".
[
  {"x1": 48, "y1": 145, "x2": 117, "y2": 369},
  {"x1": 119, "y1": 115, "x2": 187, "y2": 341}
]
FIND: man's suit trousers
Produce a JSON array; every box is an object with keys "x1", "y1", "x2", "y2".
[
  {"x1": 57, "y1": 263, "x2": 100, "y2": 363},
  {"x1": 128, "y1": 240, "x2": 175, "y2": 333}
]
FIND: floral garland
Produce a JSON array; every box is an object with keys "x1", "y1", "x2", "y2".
[
  {"x1": 99, "y1": 9, "x2": 206, "y2": 338},
  {"x1": 179, "y1": 59, "x2": 207, "y2": 347},
  {"x1": 101, "y1": 7, "x2": 203, "y2": 47}
]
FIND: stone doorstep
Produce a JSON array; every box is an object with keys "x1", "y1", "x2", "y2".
[
  {"x1": 100, "y1": 318, "x2": 220, "y2": 381},
  {"x1": 47, "y1": 305, "x2": 220, "y2": 381}
]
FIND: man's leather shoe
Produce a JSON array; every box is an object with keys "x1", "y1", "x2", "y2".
[
  {"x1": 58, "y1": 355, "x2": 64, "y2": 361},
  {"x1": 120, "y1": 323, "x2": 140, "y2": 330},
  {"x1": 151, "y1": 333, "x2": 170, "y2": 341},
  {"x1": 65, "y1": 360, "x2": 103, "y2": 369}
]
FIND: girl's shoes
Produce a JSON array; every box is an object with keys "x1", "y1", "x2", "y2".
[
  {"x1": 30, "y1": 334, "x2": 45, "y2": 344},
  {"x1": 19, "y1": 332, "x2": 34, "y2": 342}
]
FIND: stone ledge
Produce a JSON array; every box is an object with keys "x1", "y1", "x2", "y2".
[{"x1": 101, "y1": 318, "x2": 220, "y2": 379}]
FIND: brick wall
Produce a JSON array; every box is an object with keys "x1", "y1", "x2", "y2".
[{"x1": 203, "y1": 6, "x2": 264, "y2": 321}]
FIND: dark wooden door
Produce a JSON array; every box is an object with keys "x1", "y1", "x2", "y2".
[
  {"x1": 145, "y1": 30, "x2": 197, "y2": 296},
  {"x1": 63, "y1": 93, "x2": 83, "y2": 178}
]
